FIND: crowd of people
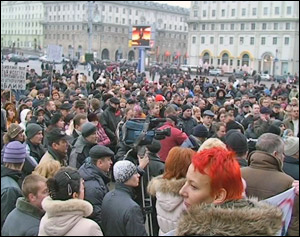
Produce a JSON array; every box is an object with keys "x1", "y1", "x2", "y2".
[{"x1": 1, "y1": 61, "x2": 299, "y2": 236}]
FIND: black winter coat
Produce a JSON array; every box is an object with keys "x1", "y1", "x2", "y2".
[
  {"x1": 78, "y1": 163, "x2": 110, "y2": 227},
  {"x1": 101, "y1": 183, "x2": 148, "y2": 236}
]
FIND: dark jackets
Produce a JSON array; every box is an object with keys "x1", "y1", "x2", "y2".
[
  {"x1": 26, "y1": 140, "x2": 46, "y2": 163},
  {"x1": 69, "y1": 136, "x2": 96, "y2": 169},
  {"x1": 2, "y1": 197, "x2": 44, "y2": 236},
  {"x1": 283, "y1": 156, "x2": 299, "y2": 180},
  {"x1": 1, "y1": 166, "x2": 23, "y2": 229},
  {"x1": 78, "y1": 163, "x2": 110, "y2": 227},
  {"x1": 179, "y1": 116, "x2": 198, "y2": 136},
  {"x1": 181, "y1": 135, "x2": 203, "y2": 151},
  {"x1": 99, "y1": 105, "x2": 121, "y2": 146},
  {"x1": 101, "y1": 183, "x2": 148, "y2": 236},
  {"x1": 253, "y1": 119, "x2": 272, "y2": 138}
]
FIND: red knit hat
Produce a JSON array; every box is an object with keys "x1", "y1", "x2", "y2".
[{"x1": 155, "y1": 94, "x2": 165, "y2": 102}]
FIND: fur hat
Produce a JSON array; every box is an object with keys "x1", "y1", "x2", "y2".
[{"x1": 284, "y1": 137, "x2": 299, "y2": 157}]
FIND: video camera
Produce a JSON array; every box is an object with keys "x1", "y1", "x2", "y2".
[{"x1": 122, "y1": 116, "x2": 171, "y2": 148}]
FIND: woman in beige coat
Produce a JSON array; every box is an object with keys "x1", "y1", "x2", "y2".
[
  {"x1": 38, "y1": 167, "x2": 103, "y2": 236},
  {"x1": 148, "y1": 147, "x2": 195, "y2": 235}
]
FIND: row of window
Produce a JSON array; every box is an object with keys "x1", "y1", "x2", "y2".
[
  {"x1": 192, "y1": 36, "x2": 290, "y2": 45},
  {"x1": 2, "y1": 21, "x2": 41, "y2": 28},
  {"x1": 2, "y1": 30, "x2": 42, "y2": 35},
  {"x1": 193, "y1": 22, "x2": 293, "y2": 31},
  {"x1": 3, "y1": 41, "x2": 36, "y2": 48},
  {"x1": 2, "y1": 5, "x2": 42, "y2": 12},
  {"x1": 1, "y1": 13, "x2": 43, "y2": 20},
  {"x1": 194, "y1": 6, "x2": 292, "y2": 18}
]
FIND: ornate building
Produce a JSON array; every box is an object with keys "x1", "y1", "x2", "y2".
[
  {"x1": 42, "y1": 1, "x2": 189, "y2": 63},
  {"x1": 1, "y1": 1, "x2": 44, "y2": 51},
  {"x1": 188, "y1": 1, "x2": 299, "y2": 75}
]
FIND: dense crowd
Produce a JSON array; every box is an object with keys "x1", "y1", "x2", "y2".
[{"x1": 1, "y1": 61, "x2": 299, "y2": 236}]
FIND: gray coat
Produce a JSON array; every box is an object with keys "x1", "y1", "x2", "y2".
[
  {"x1": 2, "y1": 197, "x2": 44, "y2": 236},
  {"x1": 101, "y1": 183, "x2": 148, "y2": 236}
]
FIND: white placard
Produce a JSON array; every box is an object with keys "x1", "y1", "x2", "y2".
[
  {"x1": 47, "y1": 44, "x2": 63, "y2": 63},
  {"x1": 1, "y1": 65, "x2": 27, "y2": 90}
]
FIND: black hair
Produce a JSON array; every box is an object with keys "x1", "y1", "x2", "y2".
[{"x1": 47, "y1": 167, "x2": 81, "y2": 201}]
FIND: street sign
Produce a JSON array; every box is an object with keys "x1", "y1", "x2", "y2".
[{"x1": 1, "y1": 65, "x2": 27, "y2": 90}]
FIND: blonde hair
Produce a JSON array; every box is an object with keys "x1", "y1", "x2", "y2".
[
  {"x1": 33, "y1": 160, "x2": 61, "y2": 179},
  {"x1": 198, "y1": 138, "x2": 227, "y2": 152}
]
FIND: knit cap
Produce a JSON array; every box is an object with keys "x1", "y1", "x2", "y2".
[
  {"x1": 3, "y1": 141, "x2": 27, "y2": 163},
  {"x1": 113, "y1": 160, "x2": 137, "y2": 183},
  {"x1": 81, "y1": 122, "x2": 97, "y2": 138},
  {"x1": 284, "y1": 137, "x2": 299, "y2": 157},
  {"x1": 26, "y1": 124, "x2": 42, "y2": 140}
]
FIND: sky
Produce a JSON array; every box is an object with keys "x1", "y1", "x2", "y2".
[{"x1": 153, "y1": 1, "x2": 191, "y2": 8}]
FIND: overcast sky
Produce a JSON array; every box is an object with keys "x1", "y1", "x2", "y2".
[{"x1": 153, "y1": 1, "x2": 191, "y2": 8}]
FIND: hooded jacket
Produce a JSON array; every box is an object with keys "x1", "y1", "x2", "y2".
[
  {"x1": 19, "y1": 109, "x2": 31, "y2": 131},
  {"x1": 1, "y1": 166, "x2": 23, "y2": 229},
  {"x1": 148, "y1": 176, "x2": 186, "y2": 235},
  {"x1": 38, "y1": 196, "x2": 103, "y2": 236},
  {"x1": 174, "y1": 199, "x2": 282, "y2": 236}
]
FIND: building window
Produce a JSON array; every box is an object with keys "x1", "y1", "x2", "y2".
[
  {"x1": 230, "y1": 24, "x2": 234, "y2": 30},
  {"x1": 221, "y1": 53, "x2": 229, "y2": 65},
  {"x1": 222, "y1": 9, "x2": 225, "y2": 17},
  {"x1": 230, "y1": 37, "x2": 233, "y2": 45},
  {"x1": 221, "y1": 24, "x2": 225, "y2": 30},
  {"x1": 203, "y1": 10, "x2": 206, "y2": 17},
  {"x1": 251, "y1": 23, "x2": 255, "y2": 30},
  {"x1": 122, "y1": 18, "x2": 125, "y2": 24},
  {"x1": 116, "y1": 7, "x2": 118, "y2": 13},
  {"x1": 192, "y1": 36, "x2": 196, "y2": 44},
  {"x1": 220, "y1": 37, "x2": 223, "y2": 44},
  {"x1": 123, "y1": 8, "x2": 126, "y2": 14},
  {"x1": 286, "y1": 23, "x2": 291, "y2": 30},
  {"x1": 274, "y1": 23, "x2": 278, "y2": 30},
  {"x1": 287, "y1": 6, "x2": 292, "y2": 15},
  {"x1": 116, "y1": 17, "x2": 118, "y2": 23},
  {"x1": 261, "y1": 37, "x2": 266, "y2": 45},
  {"x1": 263, "y1": 7, "x2": 268, "y2": 16},
  {"x1": 262, "y1": 23, "x2": 267, "y2": 30},
  {"x1": 194, "y1": 10, "x2": 198, "y2": 17},
  {"x1": 275, "y1": 7, "x2": 280, "y2": 15},
  {"x1": 109, "y1": 6, "x2": 112, "y2": 12},
  {"x1": 284, "y1": 37, "x2": 289, "y2": 45},
  {"x1": 252, "y1": 8, "x2": 257, "y2": 16},
  {"x1": 231, "y1": 9, "x2": 235, "y2": 17},
  {"x1": 212, "y1": 10, "x2": 216, "y2": 17},
  {"x1": 250, "y1": 37, "x2": 254, "y2": 45},
  {"x1": 211, "y1": 24, "x2": 215, "y2": 30},
  {"x1": 210, "y1": 37, "x2": 214, "y2": 44},
  {"x1": 240, "y1": 37, "x2": 244, "y2": 44},
  {"x1": 241, "y1": 23, "x2": 245, "y2": 30},
  {"x1": 273, "y1": 37, "x2": 277, "y2": 45},
  {"x1": 202, "y1": 24, "x2": 205, "y2": 30},
  {"x1": 201, "y1": 37, "x2": 205, "y2": 44},
  {"x1": 193, "y1": 24, "x2": 197, "y2": 30},
  {"x1": 242, "y1": 8, "x2": 246, "y2": 16}
]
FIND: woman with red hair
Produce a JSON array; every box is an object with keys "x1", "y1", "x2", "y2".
[
  {"x1": 147, "y1": 147, "x2": 195, "y2": 235},
  {"x1": 4, "y1": 103, "x2": 18, "y2": 128},
  {"x1": 168, "y1": 147, "x2": 283, "y2": 236}
]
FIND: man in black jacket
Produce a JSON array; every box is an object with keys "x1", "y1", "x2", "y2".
[
  {"x1": 101, "y1": 160, "x2": 148, "y2": 236},
  {"x1": 99, "y1": 97, "x2": 121, "y2": 152},
  {"x1": 79, "y1": 145, "x2": 114, "y2": 227}
]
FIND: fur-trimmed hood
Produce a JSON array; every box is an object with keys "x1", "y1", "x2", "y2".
[
  {"x1": 148, "y1": 175, "x2": 186, "y2": 196},
  {"x1": 176, "y1": 198, "x2": 282, "y2": 236},
  {"x1": 148, "y1": 176, "x2": 186, "y2": 212},
  {"x1": 40, "y1": 196, "x2": 93, "y2": 236}
]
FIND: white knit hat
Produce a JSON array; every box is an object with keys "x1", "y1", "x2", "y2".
[
  {"x1": 113, "y1": 160, "x2": 137, "y2": 183},
  {"x1": 284, "y1": 137, "x2": 299, "y2": 157}
]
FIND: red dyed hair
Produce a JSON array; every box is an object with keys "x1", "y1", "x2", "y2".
[
  {"x1": 163, "y1": 147, "x2": 195, "y2": 180},
  {"x1": 192, "y1": 147, "x2": 243, "y2": 201}
]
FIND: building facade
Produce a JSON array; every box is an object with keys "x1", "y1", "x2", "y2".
[
  {"x1": 42, "y1": 1, "x2": 189, "y2": 63},
  {"x1": 1, "y1": 1, "x2": 44, "y2": 51},
  {"x1": 188, "y1": 1, "x2": 299, "y2": 75}
]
